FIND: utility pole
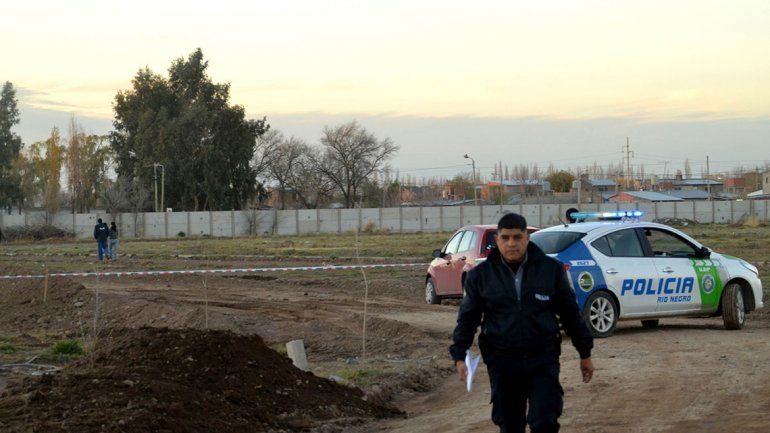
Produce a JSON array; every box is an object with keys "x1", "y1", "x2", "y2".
[
  {"x1": 153, "y1": 163, "x2": 165, "y2": 212},
  {"x1": 464, "y1": 154, "x2": 478, "y2": 206},
  {"x1": 577, "y1": 175, "x2": 582, "y2": 205},
  {"x1": 380, "y1": 169, "x2": 386, "y2": 208},
  {"x1": 153, "y1": 166, "x2": 158, "y2": 212},
  {"x1": 623, "y1": 137, "x2": 634, "y2": 190},
  {"x1": 706, "y1": 155, "x2": 711, "y2": 201},
  {"x1": 499, "y1": 161, "x2": 504, "y2": 206}
]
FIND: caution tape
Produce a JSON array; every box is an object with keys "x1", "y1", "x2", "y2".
[{"x1": 0, "y1": 263, "x2": 427, "y2": 280}]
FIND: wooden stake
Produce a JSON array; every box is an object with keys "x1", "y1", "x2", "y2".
[{"x1": 43, "y1": 265, "x2": 49, "y2": 303}]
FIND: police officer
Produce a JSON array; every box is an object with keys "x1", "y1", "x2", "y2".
[{"x1": 450, "y1": 213, "x2": 594, "y2": 433}]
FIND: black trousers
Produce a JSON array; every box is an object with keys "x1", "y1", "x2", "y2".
[{"x1": 485, "y1": 351, "x2": 564, "y2": 433}]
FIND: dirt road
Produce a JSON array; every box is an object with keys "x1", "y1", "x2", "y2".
[
  {"x1": 363, "y1": 317, "x2": 770, "y2": 433},
  {"x1": 1, "y1": 254, "x2": 768, "y2": 432}
]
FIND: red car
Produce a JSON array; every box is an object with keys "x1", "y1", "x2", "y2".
[{"x1": 425, "y1": 224, "x2": 540, "y2": 304}]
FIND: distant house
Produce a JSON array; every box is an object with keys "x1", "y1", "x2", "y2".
[
  {"x1": 494, "y1": 179, "x2": 552, "y2": 196},
  {"x1": 608, "y1": 191, "x2": 683, "y2": 203},
  {"x1": 663, "y1": 190, "x2": 710, "y2": 201},
  {"x1": 431, "y1": 199, "x2": 488, "y2": 206},
  {"x1": 656, "y1": 175, "x2": 723, "y2": 194},
  {"x1": 747, "y1": 170, "x2": 770, "y2": 199},
  {"x1": 588, "y1": 178, "x2": 617, "y2": 191},
  {"x1": 267, "y1": 187, "x2": 301, "y2": 209},
  {"x1": 442, "y1": 182, "x2": 473, "y2": 201},
  {"x1": 588, "y1": 178, "x2": 617, "y2": 203},
  {"x1": 724, "y1": 177, "x2": 748, "y2": 196}
]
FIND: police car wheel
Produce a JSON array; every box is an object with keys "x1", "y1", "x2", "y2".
[
  {"x1": 425, "y1": 277, "x2": 441, "y2": 305},
  {"x1": 722, "y1": 283, "x2": 745, "y2": 330},
  {"x1": 641, "y1": 319, "x2": 659, "y2": 329},
  {"x1": 583, "y1": 292, "x2": 618, "y2": 338}
]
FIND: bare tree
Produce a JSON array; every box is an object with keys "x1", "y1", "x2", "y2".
[
  {"x1": 102, "y1": 178, "x2": 132, "y2": 219},
  {"x1": 253, "y1": 129, "x2": 281, "y2": 183},
  {"x1": 289, "y1": 151, "x2": 335, "y2": 208},
  {"x1": 267, "y1": 133, "x2": 306, "y2": 209},
  {"x1": 313, "y1": 121, "x2": 398, "y2": 208},
  {"x1": 65, "y1": 116, "x2": 112, "y2": 213}
]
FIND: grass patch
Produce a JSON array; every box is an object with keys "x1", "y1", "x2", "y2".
[
  {"x1": 1, "y1": 232, "x2": 450, "y2": 261},
  {"x1": 0, "y1": 343, "x2": 16, "y2": 354},
  {"x1": 273, "y1": 344, "x2": 288, "y2": 357},
  {"x1": 37, "y1": 339, "x2": 85, "y2": 361},
  {"x1": 328, "y1": 363, "x2": 408, "y2": 388}
]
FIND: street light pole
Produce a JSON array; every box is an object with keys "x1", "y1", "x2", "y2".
[{"x1": 464, "y1": 154, "x2": 478, "y2": 206}]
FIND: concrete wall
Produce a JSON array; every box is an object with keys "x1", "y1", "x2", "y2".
[{"x1": 2, "y1": 200, "x2": 769, "y2": 239}]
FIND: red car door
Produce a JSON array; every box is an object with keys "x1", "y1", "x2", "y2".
[
  {"x1": 445, "y1": 230, "x2": 478, "y2": 295},
  {"x1": 432, "y1": 230, "x2": 465, "y2": 295}
]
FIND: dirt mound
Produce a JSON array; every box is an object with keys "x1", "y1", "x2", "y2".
[
  {"x1": 0, "y1": 327, "x2": 398, "y2": 433},
  {"x1": 0, "y1": 277, "x2": 94, "y2": 333}
]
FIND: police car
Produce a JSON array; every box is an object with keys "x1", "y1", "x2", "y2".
[{"x1": 529, "y1": 210, "x2": 764, "y2": 338}]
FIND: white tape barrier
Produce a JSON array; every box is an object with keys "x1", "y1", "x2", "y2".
[{"x1": 0, "y1": 263, "x2": 427, "y2": 280}]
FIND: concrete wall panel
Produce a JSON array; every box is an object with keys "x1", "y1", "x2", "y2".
[
  {"x1": 401, "y1": 207, "x2": 421, "y2": 232},
  {"x1": 422, "y1": 207, "x2": 441, "y2": 231},
  {"x1": 361, "y1": 209, "x2": 379, "y2": 232},
  {"x1": 297, "y1": 209, "x2": 318, "y2": 235},
  {"x1": 318, "y1": 209, "x2": 339, "y2": 233},
  {"x1": 380, "y1": 208, "x2": 399, "y2": 232},
  {"x1": 713, "y1": 201, "x2": 731, "y2": 223}
]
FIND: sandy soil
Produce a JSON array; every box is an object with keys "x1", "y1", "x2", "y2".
[{"x1": 0, "y1": 255, "x2": 768, "y2": 432}]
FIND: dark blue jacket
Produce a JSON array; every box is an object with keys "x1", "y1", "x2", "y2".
[
  {"x1": 94, "y1": 222, "x2": 109, "y2": 241},
  {"x1": 450, "y1": 241, "x2": 593, "y2": 361}
]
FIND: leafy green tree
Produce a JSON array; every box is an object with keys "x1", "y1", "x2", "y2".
[
  {"x1": 0, "y1": 82, "x2": 23, "y2": 212},
  {"x1": 110, "y1": 49, "x2": 269, "y2": 211},
  {"x1": 29, "y1": 128, "x2": 64, "y2": 221},
  {"x1": 545, "y1": 170, "x2": 575, "y2": 193},
  {"x1": 8, "y1": 153, "x2": 35, "y2": 211}
]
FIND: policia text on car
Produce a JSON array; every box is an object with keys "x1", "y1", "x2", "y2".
[{"x1": 450, "y1": 213, "x2": 594, "y2": 433}]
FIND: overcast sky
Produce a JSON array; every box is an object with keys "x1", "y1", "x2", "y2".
[{"x1": 4, "y1": 0, "x2": 769, "y2": 179}]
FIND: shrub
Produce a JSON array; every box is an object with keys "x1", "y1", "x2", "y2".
[
  {"x1": 3, "y1": 225, "x2": 75, "y2": 241},
  {"x1": 51, "y1": 339, "x2": 84, "y2": 356}
]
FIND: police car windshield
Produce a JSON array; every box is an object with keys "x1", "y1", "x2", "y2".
[{"x1": 530, "y1": 231, "x2": 585, "y2": 254}]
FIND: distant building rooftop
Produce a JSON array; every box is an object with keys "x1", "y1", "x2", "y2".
[
  {"x1": 661, "y1": 178, "x2": 723, "y2": 186},
  {"x1": 498, "y1": 179, "x2": 552, "y2": 192},
  {"x1": 664, "y1": 190, "x2": 710, "y2": 200},
  {"x1": 589, "y1": 179, "x2": 617, "y2": 187},
  {"x1": 615, "y1": 191, "x2": 684, "y2": 202}
]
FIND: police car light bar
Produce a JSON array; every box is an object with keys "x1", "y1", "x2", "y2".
[{"x1": 569, "y1": 211, "x2": 644, "y2": 221}]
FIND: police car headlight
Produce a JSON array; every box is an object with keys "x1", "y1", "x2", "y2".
[{"x1": 740, "y1": 260, "x2": 759, "y2": 276}]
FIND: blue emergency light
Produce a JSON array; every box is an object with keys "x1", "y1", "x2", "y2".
[{"x1": 569, "y1": 210, "x2": 644, "y2": 222}]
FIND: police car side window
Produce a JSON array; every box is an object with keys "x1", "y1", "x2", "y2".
[
  {"x1": 645, "y1": 229, "x2": 698, "y2": 258},
  {"x1": 444, "y1": 231, "x2": 465, "y2": 255},
  {"x1": 591, "y1": 237, "x2": 612, "y2": 256},
  {"x1": 602, "y1": 229, "x2": 645, "y2": 257}
]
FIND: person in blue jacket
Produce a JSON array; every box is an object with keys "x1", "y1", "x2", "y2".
[
  {"x1": 93, "y1": 218, "x2": 110, "y2": 262},
  {"x1": 450, "y1": 213, "x2": 594, "y2": 433}
]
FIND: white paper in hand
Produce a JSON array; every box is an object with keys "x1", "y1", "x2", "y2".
[{"x1": 465, "y1": 350, "x2": 481, "y2": 392}]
